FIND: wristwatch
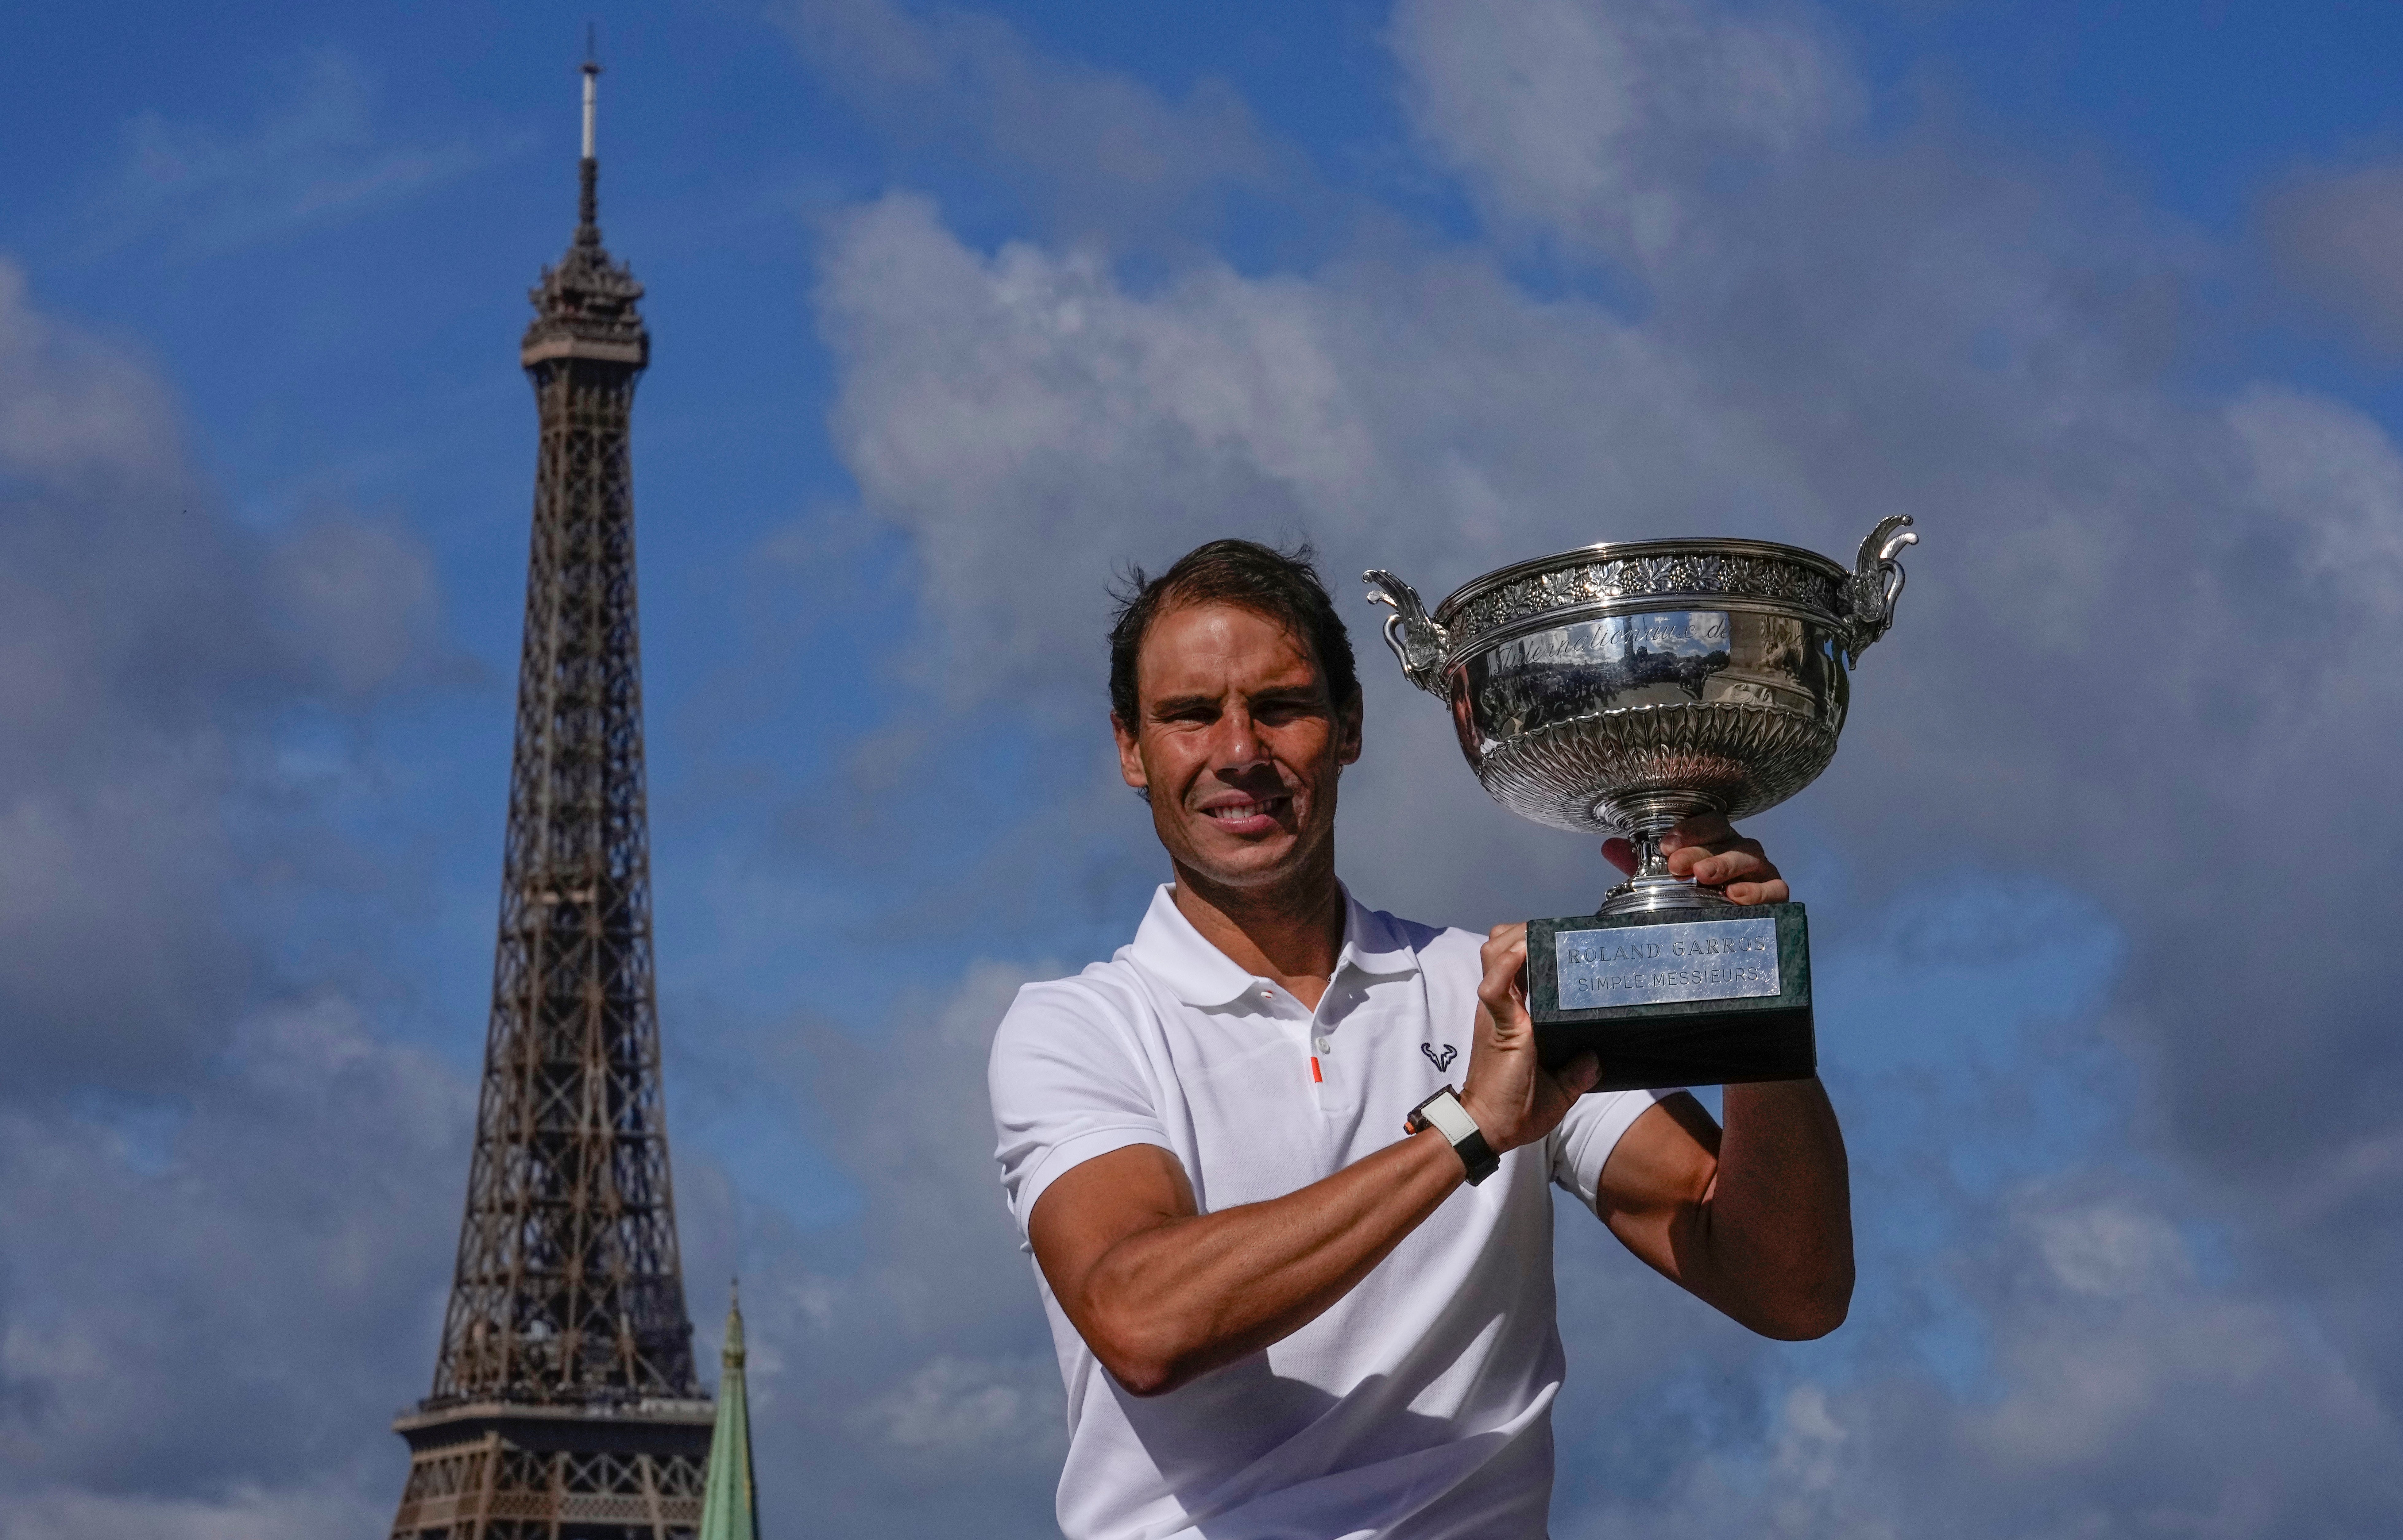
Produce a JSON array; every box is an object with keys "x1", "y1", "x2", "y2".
[{"x1": 1404, "y1": 1084, "x2": 1500, "y2": 1185}]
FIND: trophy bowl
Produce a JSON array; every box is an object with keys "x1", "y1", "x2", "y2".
[{"x1": 1365, "y1": 516, "x2": 1915, "y2": 918}]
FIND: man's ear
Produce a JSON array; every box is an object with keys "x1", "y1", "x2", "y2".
[
  {"x1": 1112, "y1": 711, "x2": 1149, "y2": 793},
  {"x1": 1336, "y1": 692, "x2": 1365, "y2": 768}
]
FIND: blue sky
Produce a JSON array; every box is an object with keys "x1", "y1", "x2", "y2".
[{"x1": 3, "y1": 3, "x2": 2402, "y2": 1536}]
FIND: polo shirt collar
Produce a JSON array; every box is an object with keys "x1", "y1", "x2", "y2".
[{"x1": 1128, "y1": 883, "x2": 1421, "y2": 1008}]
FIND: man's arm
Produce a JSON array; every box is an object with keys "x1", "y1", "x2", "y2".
[
  {"x1": 1592, "y1": 1082, "x2": 1853, "y2": 1339},
  {"x1": 1028, "y1": 931, "x2": 1600, "y2": 1399},
  {"x1": 1579, "y1": 818, "x2": 1854, "y2": 1338},
  {"x1": 1028, "y1": 1130, "x2": 1469, "y2": 1397}
]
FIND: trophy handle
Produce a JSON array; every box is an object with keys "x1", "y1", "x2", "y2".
[
  {"x1": 1838, "y1": 515, "x2": 1917, "y2": 668},
  {"x1": 1362, "y1": 570, "x2": 1451, "y2": 696}
]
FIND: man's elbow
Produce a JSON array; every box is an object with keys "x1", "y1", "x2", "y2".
[
  {"x1": 1085, "y1": 1312, "x2": 1197, "y2": 1399},
  {"x1": 1752, "y1": 1265, "x2": 1853, "y2": 1341},
  {"x1": 1105, "y1": 1356, "x2": 1182, "y2": 1399},
  {"x1": 1756, "y1": 1297, "x2": 1849, "y2": 1342}
]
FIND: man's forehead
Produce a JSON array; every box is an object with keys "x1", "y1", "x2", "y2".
[{"x1": 1137, "y1": 600, "x2": 1323, "y2": 694}]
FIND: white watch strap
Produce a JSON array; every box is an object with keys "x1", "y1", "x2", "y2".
[{"x1": 1417, "y1": 1089, "x2": 1482, "y2": 1146}]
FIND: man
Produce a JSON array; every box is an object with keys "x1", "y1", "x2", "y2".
[{"x1": 989, "y1": 540, "x2": 1852, "y2": 1539}]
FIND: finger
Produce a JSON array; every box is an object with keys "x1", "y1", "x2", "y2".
[
  {"x1": 1724, "y1": 877, "x2": 1791, "y2": 905},
  {"x1": 1668, "y1": 840, "x2": 1757, "y2": 878},
  {"x1": 1477, "y1": 937, "x2": 1528, "y2": 1005},
  {"x1": 1479, "y1": 921, "x2": 1528, "y2": 970},
  {"x1": 1662, "y1": 812, "x2": 1737, "y2": 853},
  {"x1": 1476, "y1": 940, "x2": 1532, "y2": 1027},
  {"x1": 1601, "y1": 837, "x2": 1637, "y2": 875},
  {"x1": 1686, "y1": 845, "x2": 1774, "y2": 886},
  {"x1": 1470, "y1": 951, "x2": 1528, "y2": 1009}
]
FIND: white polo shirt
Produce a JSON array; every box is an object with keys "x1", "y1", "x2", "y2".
[{"x1": 989, "y1": 884, "x2": 1671, "y2": 1540}]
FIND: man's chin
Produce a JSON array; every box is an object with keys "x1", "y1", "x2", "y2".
[{"x1": 1175, "y1": 831, "x2": 1327, "y2": 890}]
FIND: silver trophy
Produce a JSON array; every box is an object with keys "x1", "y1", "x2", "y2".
[{"x1": 1364, "y1": 517, "x2": 1917, "y2": 1089}]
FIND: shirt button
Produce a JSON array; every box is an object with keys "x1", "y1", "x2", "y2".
[{"x1": 1314, "y1": 1036, "x2": 1331, "y2": 1053}]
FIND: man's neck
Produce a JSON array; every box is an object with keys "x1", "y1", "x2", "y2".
[{"x1": 1168, "y1": 860, "x2": 1347, "y2": 1011}]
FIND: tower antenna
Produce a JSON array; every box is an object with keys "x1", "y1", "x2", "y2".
[{"x1": 581, "y1": 25, "x2": 601, "y2": 162}]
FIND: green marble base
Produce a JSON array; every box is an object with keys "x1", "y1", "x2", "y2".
[{"x1": 1526, "y1": 901, "x2": 1815, "y2": 1091}]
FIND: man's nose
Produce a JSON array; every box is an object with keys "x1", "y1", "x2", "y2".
[{"x1": 1210, "y1": 707, "x2": 1265, "y2": 769}]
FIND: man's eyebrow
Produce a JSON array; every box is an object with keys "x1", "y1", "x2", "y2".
[{"x1": 1146, "y1": 682, "x2": 1326, "y2": 716}]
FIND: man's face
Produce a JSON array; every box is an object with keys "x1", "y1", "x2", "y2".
[{"x1": 1113, "y1": 601, "x2": 1363, "y2": 893}]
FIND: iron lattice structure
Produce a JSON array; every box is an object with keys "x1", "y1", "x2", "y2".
[{"x1": 392, "y1": 63, "x2": 712, "y2": 1540}]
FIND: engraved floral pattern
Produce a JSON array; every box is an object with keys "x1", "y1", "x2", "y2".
[{"x1": 1440, "y1": 552, "x2": 1843, "y2": 653}]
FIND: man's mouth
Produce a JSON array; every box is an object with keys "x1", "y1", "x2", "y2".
[{"x1": 1198, "y1": 795, "x2": 1290, "y2": 832}]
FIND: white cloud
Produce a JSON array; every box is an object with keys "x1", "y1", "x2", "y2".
[
  {"x1": 2227, "y1": 384, "x2": 2403, "y2": 617},
  {"x1": 856, "y1": 1353, "x2": 1067, "y2": 1464},
  {"x1": 816, "y1": 189, "x2": 1752, "y2": 716},
  {"x1": 2263, "y1": 158, "x2": 2403, "y2": 352},
  {"x1": 1535, "y1": 1168, "x2": 2403, "y2": 1538},
  {"x1": 1392, "y1": 0, "x2": 1861, "y2": 263},
  {"x1": 83, "y1": 50, "x2": 495, "y2": 258},
  {"x1": 0, "y1": 263, "x2": 181, "y2": 487},
  {"x1": 0, "y1": 1483, "x2": 383, "y2": 1540},
  {"x1": 0, "y1": 267, "x2": 444, "y2": 1097},
  {"x1": 0, "y1": 996, "x2": 469, "y2": 1519},
  {"x1": 782, "y1": 0, "x2": 1293, "y2": 244},
  {"x1": 0, "y1": 263, "x2": 458, "y2": 1529}
]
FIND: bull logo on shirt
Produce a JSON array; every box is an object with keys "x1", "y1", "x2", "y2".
[{"x1": 1420, "y1": 1042, "x2": 1458, "y2": 1073}]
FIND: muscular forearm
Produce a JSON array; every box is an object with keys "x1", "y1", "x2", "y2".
[
  {"x1": 1692, "y1": 1079, "x2": 1853, "y2": 1338},
  {"x1": 1056, "y1": 1130, "x2": 1466, "y2": 1396}
]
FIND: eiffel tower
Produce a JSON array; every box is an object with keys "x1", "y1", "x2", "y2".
[{"x1": 388, "y1": 55, "x2": 712, "y2": 1540}]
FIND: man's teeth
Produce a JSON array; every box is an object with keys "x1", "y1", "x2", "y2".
[{"x1": 1206, "y1": 799, "x2": 1286, "y2": 819}]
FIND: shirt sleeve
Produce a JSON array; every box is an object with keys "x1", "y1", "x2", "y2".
[
  {"x1": 1549, "y1": 1086, "x2": 1681, "y2": 1212},
  {"x1": 988, "y1": 976, "x2": 1175, "y2": 1245}
]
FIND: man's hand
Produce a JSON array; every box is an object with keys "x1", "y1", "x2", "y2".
[
  {"x1": 1459, "y1": 924, "x2": 1599, "y2": 1152},
  {"x1": 1602, "y1": 812, "x2": 1789, "y2": 905}
]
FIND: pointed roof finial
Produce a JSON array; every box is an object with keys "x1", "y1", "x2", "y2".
[{"x1": 698, "y1": 1275, "x2": 761, "y2": 1540}]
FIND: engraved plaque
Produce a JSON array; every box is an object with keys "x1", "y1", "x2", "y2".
[{"x1": 1554, "y1": 916, "x2": 1780, "y2": 1011}]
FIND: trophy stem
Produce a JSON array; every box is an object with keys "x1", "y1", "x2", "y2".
[{"x1": 1597, "y1": 791, "x2": 1733, "y2": 917}]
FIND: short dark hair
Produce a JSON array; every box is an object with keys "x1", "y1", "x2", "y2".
[{"x1": 1108, "y1": 538, "x2": 1360, "y2": 725}]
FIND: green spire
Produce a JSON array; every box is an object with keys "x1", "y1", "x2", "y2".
[{"x1": 697, "y1": 1281, "x2": 760, "y2": 1540}]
